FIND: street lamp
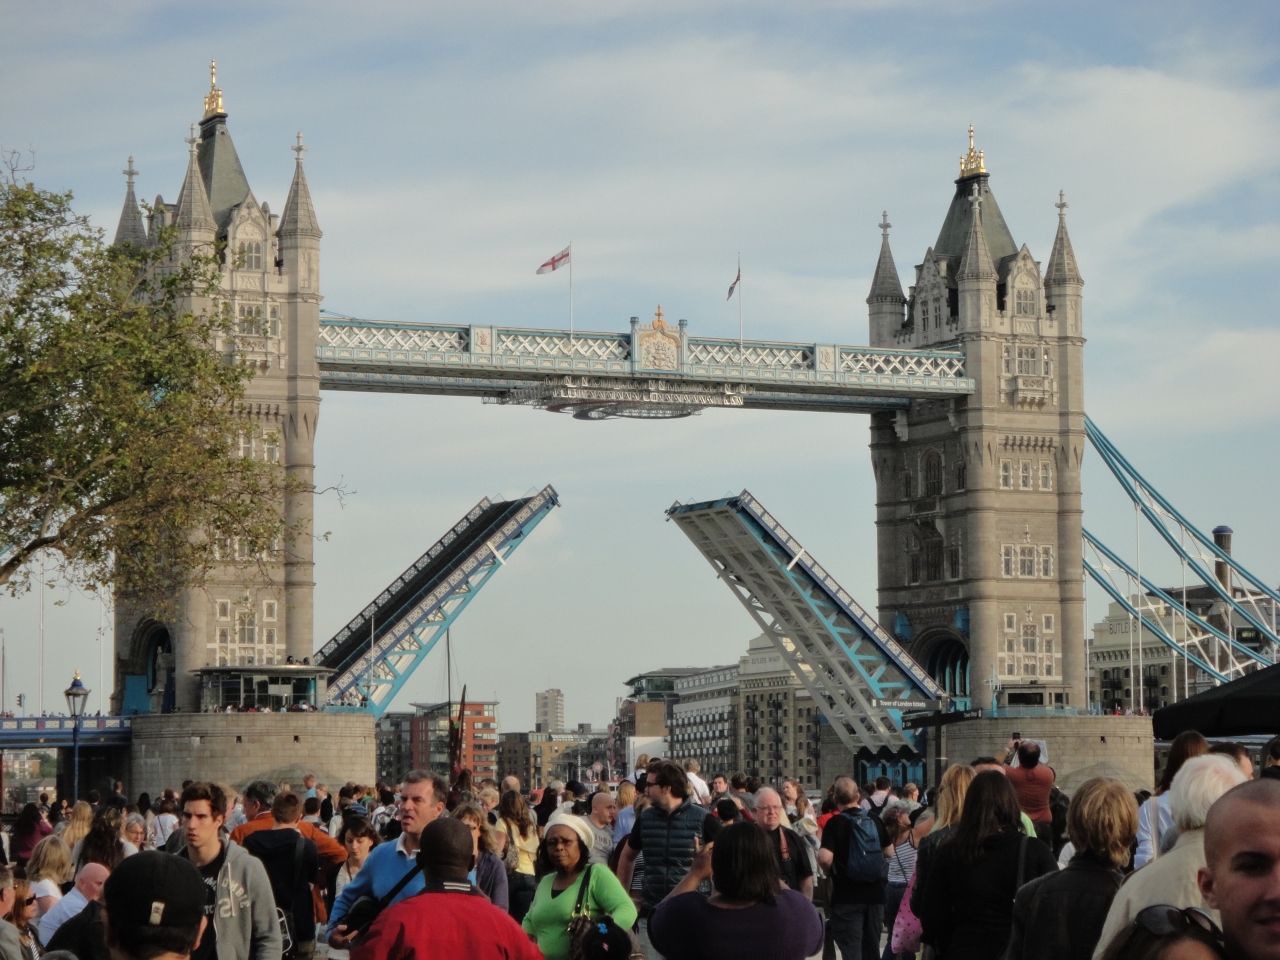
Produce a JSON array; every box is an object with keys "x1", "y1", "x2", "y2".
[{"x1": 64, "y1": 672, "x2": 90, "y2": 801}]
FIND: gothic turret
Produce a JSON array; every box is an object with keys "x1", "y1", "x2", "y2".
[
  {"x1": 196, "y1": 61, "x2": 252, "y2": 235},
  {"x1": 174, "y1": 125, "x2": 216, "y2": 243},
  {"x1": 1044, "y1": 191, "x2": 1084, "y2": 336},
  {"x1": 112, "y1": 157, "x2": 148, "y2": 247},
  {"x1": 867, "y1": 212, "x2": 906, "y2": 345},
  {"x1": 956, "y1": 185, "x2": 996, "y2": 333},
  {"x1": 278, "y1": 134, "x2": 322, "y2": 240}
]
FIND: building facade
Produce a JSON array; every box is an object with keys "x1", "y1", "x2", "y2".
[
  {"x1": 535, "y1": 689, "x2": 565, "y2": 733},
  {"x1": 606, "y1": 668, "x2": 700, "y2": 770},
  {"x1": 375, "y1": 712, "x2": 415, "y2": 784},
  {"x1": 499, "y1": 730, "x2": 595, "y2": 789},
  {"x1": 868, "y1": 128, "x2": 1086, "y2": 712},
  {"x1": 737, "y1": 635, "x2": 820, "y2": 787},
  {"x1": 111, "y1": 65, "x2": 322, "y2": 714},
  {"x1": 667, "y1": 665, "x2": 739, "y2": 777},
  {"x1": 410, "y1": 700, "x2": 499, "y2": 779}
]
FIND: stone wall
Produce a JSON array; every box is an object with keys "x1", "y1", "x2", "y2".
[
  {"x1": 819, "y1": 714, "x2": 1154, "y2": 794},
  {"x1": 130, "y1": 713, "x2": 374, "y2": 796}
]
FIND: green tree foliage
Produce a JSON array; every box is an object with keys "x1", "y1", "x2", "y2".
[
  {"x1": 0, "y1": 169, "x2": 296, "y2": 607},
  {"x1": 31, "y1": 752, "x2": 56, "y2": 778}
]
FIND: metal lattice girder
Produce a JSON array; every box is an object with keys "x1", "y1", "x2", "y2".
[
  {"x1": 316, "y1": 318, "x2": 974, "y2": 412},
  {"x1": 319, "y1": 486, "x2": 560, "y2": 717},
  {"x1": 1086, "y1": 417, "x2": 1280, "y2": 650},
  {"x1": 667, "y1": 490, "x2": 944, "y2": 756}
]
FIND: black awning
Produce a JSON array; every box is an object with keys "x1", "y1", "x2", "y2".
[{"x1": 1152, "y1": 662, "x2": 1280, "y2": 739}]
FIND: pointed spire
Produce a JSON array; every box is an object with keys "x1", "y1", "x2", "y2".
[
  {"x1": 203, "y1": 59, "x2": 225, "y2": 119},
  {"x1": 867, "y1": 211, "x2": 906, "y2": 303},
  {"x1": 277, "y1": 132, "x2": 322, "y2": 239},
  {"x1": 1044, "y1": 190, "x2": 1083, "y2": 285},
  {"x1": 958, "y1": 185, "x2": 996, "y2": 281},
  {"x1": 112, "y1": 157, "x2": 148, "y2": 246},
  {"x1": 175, "y1": 124, "x2": 216, "y2": 235}
]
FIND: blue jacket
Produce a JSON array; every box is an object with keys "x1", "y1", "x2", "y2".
[{"x1": 327, "y1": 836, "x2": 424, "y2": 934}]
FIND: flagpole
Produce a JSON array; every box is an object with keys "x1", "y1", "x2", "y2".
[
  {"x1": 738, "y1": 252, "x2": 743, "y2": 352},
  {"x1": 569, "y1": 241, "x2": 574, "y2": 342}
]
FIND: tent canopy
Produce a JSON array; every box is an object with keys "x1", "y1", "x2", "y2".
[{"x1": 1152, "y1": 662, "x2": 1280, "y2": 740}]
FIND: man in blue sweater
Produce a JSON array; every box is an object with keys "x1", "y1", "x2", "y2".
[{"x1": 327, "y1": 771, "x2": 448, "y2": 949}]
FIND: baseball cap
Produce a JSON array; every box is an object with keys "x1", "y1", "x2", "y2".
[{"x1": 104, "y1": 852, "x2": 207, "y2": 930}]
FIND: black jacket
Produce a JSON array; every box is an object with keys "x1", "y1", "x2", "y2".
[
  {"x1": 45, "y1": 899, "x2": 110, "y2": 960},
  {"x1": 1004, "y1": 853, "x2": 1125, "y2": 960},
  {"x1": 918, "y1": 831, "x2": 1058, "y2": 960}
]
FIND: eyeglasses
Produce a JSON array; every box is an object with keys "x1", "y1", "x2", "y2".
[
  {"x1": 21, "y1": 897, "x2": 34, "y2": 906},
  {"x1": 1132, "y1": 906, "x2": 1222, "y2": 942}
]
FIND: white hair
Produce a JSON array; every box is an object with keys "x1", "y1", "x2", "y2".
[
  {"x1": 754, "y1": 786, "x2": 782, "y2": 806},
  {"x1": 1169, "y1": 754, "x2": 1248, "y2": 831}
]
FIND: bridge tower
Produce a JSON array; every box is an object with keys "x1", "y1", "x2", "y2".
[
  {"x1": 867, "y1": 128, "x2": 1086, "y2": 712},
  {"x1": 110, "y1": 64, "x2": 322, "y2": 713}
]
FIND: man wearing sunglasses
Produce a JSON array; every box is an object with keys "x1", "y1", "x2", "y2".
[{"x1": 1199, "y1": 779, "x2": 1280, "y2": 960}]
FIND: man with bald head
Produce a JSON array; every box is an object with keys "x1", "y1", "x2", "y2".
[
  {"x1": 1199, "y1": 779, "x2": 1280, "y2": 960},
  {"x1": 756, "y1": 787, "x2": 814, "y2": 897},
  {"x1": 39, "y1": 862, "x2": 110, "y2": 944},
  {"x1": 586, "y1": 791, "x2": 617, "y2": 865},
  {"x1": 353, "y1": 818, "x2": 540, "y2": 960}
]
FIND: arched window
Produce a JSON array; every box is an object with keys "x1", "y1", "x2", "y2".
[
  {"x1": 955, "y1": 459, "x2": 967, "y2": 491},
  {"x1": 237, "y1": 240, "x2": 263, "y2": 270},
  {"x1": 1015, "y1": 288, "x2": 1035, "y2": 315},
  {"x1": 902, "y1": 472, "x2": 913, "y2": 500},
  {"x1": 923, "y1": 453, "x2": 943, "y2": 497}
]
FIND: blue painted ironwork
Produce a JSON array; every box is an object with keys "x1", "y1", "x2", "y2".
[
  {"x1": 1086, "y1": 417, "x2": 1280, "y2": 651},
  {"x1": 667, "y1": 490, "x2": 943, "y2": 755},
  {"x1": 316, "y1": 486, "x2": 559, "y2": 718},
  {"x1": 316, "y1": 317, "x2": 973, "y2": 416},
  {"x1": 0, "y1": 716, "x2": 133, "y2": 749}
]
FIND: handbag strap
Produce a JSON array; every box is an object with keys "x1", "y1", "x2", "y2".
[
  {"x1": 570, "y1": 864, "x2": 595, "y2": 918},
  {"x1": 377, "y1": 858, "x2": 424, "y2": 911}
]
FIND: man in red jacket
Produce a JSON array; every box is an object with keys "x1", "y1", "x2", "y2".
[
  {"x1": 231, "y1": 780, "x2": 346, "y2": 871},
  {"x1": 353, "y1": 818, "x2": 542, "y2": 960}
]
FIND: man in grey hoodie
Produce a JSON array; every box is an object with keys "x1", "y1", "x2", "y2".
[{"x1": 178, "y1": 782, "x2": 281, "y2": 960}]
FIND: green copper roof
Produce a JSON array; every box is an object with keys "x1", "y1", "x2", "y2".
[
  {"x1": 197, "y1": 113, "x2": 251, "y2": 234},
  {"x1": 933, "y1": 173, "x2": 1018, "y2": 273}
]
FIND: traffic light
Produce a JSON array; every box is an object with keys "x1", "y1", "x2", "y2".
[{"x1": 16, "y1": 693, "x2": 24, "y2": 711}]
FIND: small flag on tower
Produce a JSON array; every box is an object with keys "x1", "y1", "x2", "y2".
[
  {"x1": 726, "y1": 264, "x2": 741, "y2": 301},
  {"x1": 537, "y1": 245, "x2": 571, "y2": 274}
]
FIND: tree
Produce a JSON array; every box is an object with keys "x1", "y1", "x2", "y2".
[
  {"x1": 31, "y1": 752, "x2": 56, "y2": 778},
  {"x1": 0, "y1": 165, "x2": 296, "y2": 607}
]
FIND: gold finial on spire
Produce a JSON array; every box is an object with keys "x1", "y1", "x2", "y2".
[
  {"x1": 203, "y1": 58, "x2": 224, "y2": 119},
  {"x1": 959, "y1": 123, "x2": 986, "y2": 177},
  {"x1": 653, "y1": 304, "x2": 667, "y2": 329}
]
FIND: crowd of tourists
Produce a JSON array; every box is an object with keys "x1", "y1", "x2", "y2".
[{"x1": 0, "y1": 734, "x2": 1274, "y2": 960}]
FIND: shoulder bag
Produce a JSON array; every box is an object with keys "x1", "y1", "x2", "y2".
[{"x1": 566, "y1": 865, "x2": 597, "y2": 960}]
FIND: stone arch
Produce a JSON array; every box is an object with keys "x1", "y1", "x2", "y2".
[
  {"x1": 128, "y1": 620, "x2": 176, "y2": 714},
  {"x1": 918, "y1": 630, "x2": 970, "y2": 700},
  {"x1": 922, "y1": 450, "x2": 944, "y2": 497}
]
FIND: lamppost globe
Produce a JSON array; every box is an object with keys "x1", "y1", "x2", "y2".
[{"x1": 64, "y1": 672, "x2": 90, "y2": 717}]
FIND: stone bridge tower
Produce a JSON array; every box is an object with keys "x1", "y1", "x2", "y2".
[
  {"x1": 867, "y1": 128, "x2": 1085, "y2": 712},
  {"x1": 110, "y1": 64, "x2": 322, "y2": 713}
]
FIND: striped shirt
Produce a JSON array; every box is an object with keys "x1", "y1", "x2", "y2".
[{"x1": 887, "y1": 837, "x2": 918, "y2": 884}]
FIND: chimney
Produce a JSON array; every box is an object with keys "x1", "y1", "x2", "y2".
[{"x1": 1213, "y1": 525, "x2": 1233, "y2": 594}]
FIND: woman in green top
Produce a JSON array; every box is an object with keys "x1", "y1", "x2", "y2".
[{"x1": 522, "y1": 816, "x2": 637, "y2": 960}]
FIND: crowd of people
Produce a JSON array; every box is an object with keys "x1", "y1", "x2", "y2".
[{"x1": 0, "y1": 733, "x2": 1273, "y2": 960}]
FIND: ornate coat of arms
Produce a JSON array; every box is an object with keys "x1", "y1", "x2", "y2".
[{"x1": 637, "y1": 305, "x2": 681, "y2": 370}]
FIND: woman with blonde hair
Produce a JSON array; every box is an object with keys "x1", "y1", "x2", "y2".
[
  {"x1": 25, "y1": 835, "x2": 71, "y2": 938},
  {"x1": 909, "y1": 763, "x2": 975, "y2": 918},
  {"x1": 54, "y1": 802, "x2": 91, "y2": 851},
  {"x1": 612, "y1": 781, "x2": 638, "y2": 845},
  {"x1": 1004, "y1": 778, "x2": 1139, "y2": 960},
  {"x1": 5, "y1": 877, "x2": 41, "y2": 960}
]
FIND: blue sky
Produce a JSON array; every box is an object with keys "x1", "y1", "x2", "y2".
[{"x1": 2, "y1": 0, "x2": 1278, "y2": 727}]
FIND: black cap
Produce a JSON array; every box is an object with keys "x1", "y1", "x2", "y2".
[{"x1": 104, "y1": 852, "x2": 207, "y2": 930}]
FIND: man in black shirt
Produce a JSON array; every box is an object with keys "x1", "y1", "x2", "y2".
[
  {"x1": 243, "y1": 793, "x2": 320, "y2": 959},
  {"x1": 754, "y1": 787, "x2": 814, "y2": 897},
  {"x1": 818, "y1": 777, "x2": 891, "y2": 960}
]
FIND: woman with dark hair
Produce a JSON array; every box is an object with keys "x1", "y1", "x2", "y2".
[
  {"x1": 918, "y1": 770, "x2": 1057, "y2": 960},
  {"x1": 452, "y1": 802, "x2": 508, "y2": 911},
  {"x1": 1137, "y1": 730, "x2": 1209, "y2": 868},
  {"x1": 647, "y1": 821, "x2": 823, "y2": 960},
  {"x1": 522, "y1": 816, "x2": 636, "y2": 960},
  {"x1": 11, "y1": 804, "x2": 50, "y2": 871},
  {"x1": 497, "y1": 790, "x2": 539, "y2": 922},
  {"x1": 323, "y1": 815, "x2": 379, "y2": 960},
  {"x1": 1096, "y1": 905, "x2": 1226, "y2": 960},
  {"x1": 74, "y1": 811, "x2": 132, "y2": 872}
]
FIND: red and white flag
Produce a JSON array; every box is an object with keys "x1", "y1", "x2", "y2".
[
  {"x1": 537, "y1": 245, "x2": 571, "y2": 274},
  {"x1": 726, "y1": 265, "x2": 741, "y2": 300}
]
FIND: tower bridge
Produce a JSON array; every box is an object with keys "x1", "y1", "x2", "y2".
[{"x1": 81, "y1": 72, "x2": 1276, "y2": 787}]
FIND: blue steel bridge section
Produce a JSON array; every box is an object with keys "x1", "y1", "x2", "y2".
[
  {"x1": 0, "y1": 716, "x2": 133, "y2": 748},
  {"x1": 667, "y1": 490, "x2": 946, "y2": 758},
  {"x1": 315, "y1": 486, "x2": 560, "y2": 718},
  {"x1": 315, "y1": 317, "x2": 974, "y2": 415}
]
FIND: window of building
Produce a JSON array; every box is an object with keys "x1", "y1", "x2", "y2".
[
  {"x1": 1040, "y1": 461, "x2": 1053, "y2": 491},
  {"x1": 1005, "y1": 638, "x2": 1016, "y2": 655},
  {"x1": 908, "y1": 555, "x2": 921, "y2": 585},
  {"x1": 924, "y1": 539, "x2": 943, "y2": 582},
  {"x1": 239, "y1": 434, "x2": 253, "y2": 459},
  {"x1": 1016, "y1": 346, "x2": 1039, "y2": 375},
  {"x1": 955, "y1": 460, "x2": 967, "y2": 491},
  {"x1": 1005, "y1": 613, "x2": 1017, "y2": 631},
  {"x1": 269, "y1": 306, "x2": 280, "y2": 338},
  {"x1": 932, "y1": 300, "x2": 941, "y2": 329},
  {"x1": 1042, "y1": 348, "x2": 1053, "y2": 378},
  {"x1": 1022, "y1": 624, "x2": 1038, "y2": 653},
  {"x1": 1000, "y1": 460, "x2": 1012, "y2": 489},
  {"x1": 1002, "y1": 545, "x2": 1015, "y2": 578},
  {"x1": 1040, "y1": 546, "x2": 1054, "y2": 578},
  {"x1": 237, "y1": 303, "x2": 263, "y2": 336},
  {"x1": 902, "y1": 472, "x2": 913, "y2": 499},
  {"x1": 236, "y1": 612, "x2": 256, "y2": 645},
  {"x1": 265, "y1": 628, "x2": 277, "y2": 646},
  {"x1": 217, "y1": 600, "x2": 231, "y2": 621},
  {"x1": 264, "y1": 600, "x2": 277, "y2": 621},
  {"x1": 1044, "y1": 638, "x2": 1054, "y2": 654},
  {"x1": 1024, "y1": 659, "x2": 1039, "y2": 676},
  {"x1": 1002, "y1": 344, "x2": 1013, "y2": 375},
  {"x1": 1015, "y1": 288, "x2": 1035, "y2": 315},
  {"x1": 946, "y1": 545, "x2": 961, "y2": 579},
  {"x1": 1045, "y1": 659, "x2": 1054, "y2": 676},
  {"x1": 238, "y1": 240, "x2": 263, "y2": 270},
  {"x1": 923, "y1": 453, "x2": 943, "y2": 497},
  {"x1": 236, "y1": 538, "x2": 253, "y2": 561},
  {"x1": 264, "y1": 434, "x2": 280, "y2": 463},
  {"x1": 217, "y1": 627, "x2": 230, "y2": 644},
  {"x1": 1019, "y1": 546, "x2": 1037, "y2": 577},
  {"x1": 1020, "y1": 461, "x2": 1033, "y2": 490},
  {"x1": 1005, "y1": 659, "x2": 1016, "y2": 676},
  {"x1": 1043, "y1": 614, "x2": 1055, "y2": 632}
]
